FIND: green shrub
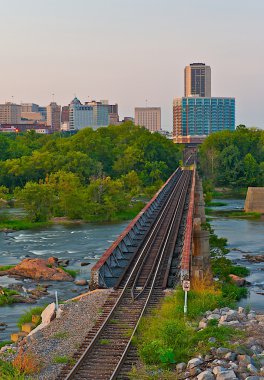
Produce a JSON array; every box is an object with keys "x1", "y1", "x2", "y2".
[
  {"x1": 0, "y1": 265, "x2": 14, "y2": 271},
  {"x1": 59, "y1": 267, "x2": 78, "y2": 278},
  {"x1": 0, "y1": 288, "x2": 19, "y2": 306},
  {"x1": 0, "y1": 341, "x2": 12, "y2": 349},
  {"x1": 17, "y1": 306, "x2": 45, "y2": 328},
  {"x1": 137, "y1": 288, "x2": 241, "y2": 367},
  {"x1": 0, "y1": 359, "x2": 27, "y2": 379}
]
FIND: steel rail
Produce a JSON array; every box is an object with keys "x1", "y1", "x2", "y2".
[
  {"x1": 110, "y1": 171, "x2": 191, "y2": 380},
  {"x1": 130, "y1": 171, "x2": 189, "y2": 300},
  {"x1": 62, "y1": 169, "x2": 191, "y2": 380}
]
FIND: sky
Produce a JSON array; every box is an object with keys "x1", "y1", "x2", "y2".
[{"x1": 1, "y1": 0, "x2": 264, "y2": 130}]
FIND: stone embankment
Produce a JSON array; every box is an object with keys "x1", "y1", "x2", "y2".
[{"x1": 180, "y1": 307, "x2": 264, "y2": 380}]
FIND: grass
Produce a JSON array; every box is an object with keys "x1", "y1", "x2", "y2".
[
  {"x1": 52, "y1": 332, "x2": 69, "y2": 339},
  {"x1": 136, "y1": 284, "x2": 242, "y2": 368},
  {"x1": 0, "y1": 288, "x2": 19, "y2": 306},
  {"x1": 0, "y1": 359, "x2": 27, "y2": 380},
  {"x1": 205, "y1": 208, "x2": 261, "y2": 219},
  {"x1": 99, "y1": 339, "x2": 110, "y2": 345},
  {"x1": 13, "y1": 350, "x2": 41, "y2": 375},
  {"x1": 53, "y1": 356, "x2": 75, "y2": 365},
  {"x1": 59, "y1": 267, "x2": 79, "y2": 278},
  {"x1": 0, "y1": 219, "x2": 51, "y2": 231},
  {"x1": 0, "y1": 341, "x2": 12, "y2": 349},
  {"x1": 17, "y1": 306, "x2": 45, "y2": 329},
  {"x1": 0, "y1": 265, "x2": 14, "y2": 271}
]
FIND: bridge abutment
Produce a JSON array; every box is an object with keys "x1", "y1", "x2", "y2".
[{"x1": 191, "y1": 175, "x2": 211, "y2": 281}]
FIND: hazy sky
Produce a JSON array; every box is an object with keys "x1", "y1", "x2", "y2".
[{"x1": 1, "y1": 0, "x2": 264, "y2": 130}]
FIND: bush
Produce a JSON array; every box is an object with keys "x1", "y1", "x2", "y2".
[
  {"x1": 60, "y1": 267, "x2": 78, "y2": 278},
  {"x1": 0, "y1": 288, "x2": 19, "y2": 306},
  {"x1": 17, "y1": 306, "x2": 45, "y2": 328},
  {"x1": 13, "y1": 350, "x2": 41, "y2": 375},
  {"x1": 0, "y1": 359, "x2": 27, "y2": 380},
  {"x1": 137, "y1": 287, "x2": 241, "y2": 367}
]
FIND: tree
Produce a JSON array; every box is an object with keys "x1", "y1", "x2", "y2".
[{"x1": 15, "y1": 182, "x2": 55, "y2": 222}]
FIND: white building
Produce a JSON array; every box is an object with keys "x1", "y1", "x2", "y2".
[{"x1": 69, "y1": 97, "x2": 93, "y2": 130}]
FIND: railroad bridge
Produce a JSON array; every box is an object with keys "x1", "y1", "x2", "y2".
[
  {"x1": 58, "y1": 162, "x2": 210, "y2": 380},
  {"x1": 90, "y1": 164, "x2": 209, "y2": 291}
]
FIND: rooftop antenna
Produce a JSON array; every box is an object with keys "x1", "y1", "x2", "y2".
[
  {"x1": 145, "y1": 99, "x2": 148, "y2": 108},
  {"x1": 11, "y1": 95, "x2": 14, "y2": 104},
  {"x1": 52, "y1": 93, "x2": 55, "y2": 102}
]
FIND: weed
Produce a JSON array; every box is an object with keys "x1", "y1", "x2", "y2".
[
  {"x1": 0, "y1": 359, "x2": 27, "y2": 380},
  {"x1": 0, "y1": 341, "x2": 12, "y2": 349},
  {"x1": 109, "y1": 319, "x2": 119, "y2": 324},
  {"x1": 0, "y1": 265, "x2": 14, "y2": 271},
  {"x1": 13, "y1": 349, "x2": 41, "y2": 375},
  {"x1": 59, "y1": 267, "x2": 78, "y2": 278},
  {"x1": 52, "y1": 332, "x2": 69, "y2": 339},
  {"x1": 99, "y1": 339, "x2": 110, "y2": 345},
  {"x1": 122, "y1": 328, "x2": 134, "y2": 339},
  {"x1": 17, "y1": 306, "x2": 45, "y2": 328},
  {"x1": 53, "y1": 356, "x2": 75, "y2": 365},
  {"x1": 0, "y1": 288, "x2": 19, "y2": 306}
]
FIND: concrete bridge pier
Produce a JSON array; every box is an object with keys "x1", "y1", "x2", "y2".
[{"x1": 191, "y1": 175, "x2": 210, "y2": 281}]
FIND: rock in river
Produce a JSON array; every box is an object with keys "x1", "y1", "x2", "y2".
[{"x1": 5, "y1": 258, "x2": 74, "y2": 281}]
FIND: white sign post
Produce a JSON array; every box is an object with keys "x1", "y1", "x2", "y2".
[
  {"x1": 55, "y1": 290, "x2": 59, "y2": 311},
  {"x1": 182, "y1": 280, "x2": 190, "y2": 315}
]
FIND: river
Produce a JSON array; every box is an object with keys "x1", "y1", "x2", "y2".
[
  {"x1": 0, "y1": 199, "x2": 263, "y2": 342},
  {"x1": 209, "y1": 199, "x2": 264, "y2": 311},
  {"x1": 0, "y1": 221, "x2": 129, "y2": 342}
]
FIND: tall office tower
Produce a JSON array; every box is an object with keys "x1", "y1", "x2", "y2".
[
  {"x1": 46, "y1": 102, "x2": 61, "y2": 131},
  {"x1": 135, "y1": 107, "x2": 161, "y2": 132},
  {"x1": 173, "y1": 97, "x2": 235, "y2": 143},
  {"x1": 0, "y1": 102, "x2": 21, "y2": 124},
  {"x1": 69, "y1": 97, "x2": 93, "y2": 130},
  {"x1": 184, "y1": 63, "x2": 211, "y2": 97},
  {"x1": 108, "y1": 103, "x2": 119, "y2": 125},
  {"x1": 85, "y1": 100, "x2": 109, "y2": 127},
  {"x1": 61, "y1": 106, "x2": 70, "y2": 123}
]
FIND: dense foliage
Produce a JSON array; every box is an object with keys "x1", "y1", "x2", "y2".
[
  {"x1": 199, "y1": 125, "x2": 264, "y2": 188},
  {"x1": 0, "y1": 123, "x2": 181, "y2": 222}
]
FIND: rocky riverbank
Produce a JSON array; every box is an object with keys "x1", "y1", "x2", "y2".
[{"x1": 176, "y1": 307, "x2": 264, "y2": 380}]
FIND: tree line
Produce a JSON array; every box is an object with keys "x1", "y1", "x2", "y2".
[
  {"x1": 199, "y1": 125, "x2": 264, "y2": 188},
  {"x1": 0, "y1": 123, "x2": 182, "y2": 222}
]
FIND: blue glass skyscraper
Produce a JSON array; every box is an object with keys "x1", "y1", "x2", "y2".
[{"x1": 173, "y1": 97, "x2": 235, "y2": 143}]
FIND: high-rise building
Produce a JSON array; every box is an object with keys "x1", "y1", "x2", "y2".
[
  {"x1": 0, "y1": 102, "x2": 21, "y2": 124},
  {"x1": 61, "y1": 106, "x2": 70, "y2": 123},
  {"x1": 69, "y1": 97, "x2": 93, "y2": 130},
  {"x1": 21, "y1": 103, "x2": 39, "y2": 113},
  {"x1": 173, "y1": 97, "x2": 235, "y2": 143},
  {"x1": 47, "y1": 102, "x2": 61, "y2": 131},
  {"x1": 135, "y1": 107, "x2": 161, "y2": 132},
  {"x1": 85, "y1": 100, "x2": 109, "y2": 127},
  {"x1": 184, "y1": 63, "x2": 211, "y2": 97}
]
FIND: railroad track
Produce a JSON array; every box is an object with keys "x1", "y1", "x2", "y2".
[{"x1": 57, "y1": 169, "x2": 192, "y2": 380}]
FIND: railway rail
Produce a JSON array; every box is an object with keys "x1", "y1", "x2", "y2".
[{"x1": 57, "y1": 168, "x2": 193, "y2": 380}]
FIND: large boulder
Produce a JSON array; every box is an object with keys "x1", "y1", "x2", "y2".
[
  {"x1": 229, "y1": 274, "x2": 246, "y2": 286},
  {"x1": 7, "y1": 258, "x2": 73, "y2": 281}
]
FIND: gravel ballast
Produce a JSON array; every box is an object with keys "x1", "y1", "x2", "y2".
[{"x1": 19, "y1": 288, "x2": 113, "y2": 380}]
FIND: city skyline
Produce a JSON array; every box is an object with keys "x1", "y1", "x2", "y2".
[{"x1": 1, "y1": 0, "x2": 264, "y2": 130}]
